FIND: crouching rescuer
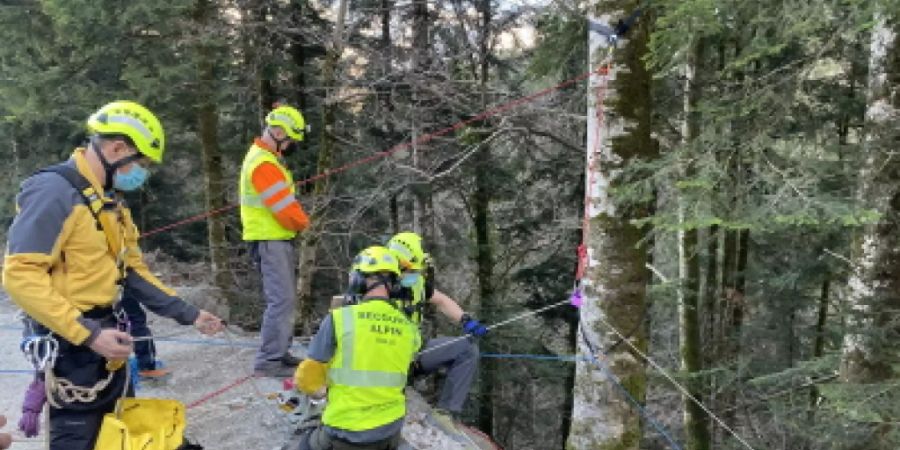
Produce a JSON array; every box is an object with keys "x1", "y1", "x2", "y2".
[
  {"x1": 387, "y1": 232, "x2": 485, "y2": 432},
  {"x1": 3, "y1": 101, "x2": 224, "y2": 450},
  {"x1": 292, "y1": 246, "x2": 421, "y2": 450}
]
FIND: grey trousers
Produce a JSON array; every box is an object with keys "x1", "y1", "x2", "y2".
[
  {"x1": 416, "y1": 336, "x2": 479, "y2": 413},
  {"x1": 251, "y1": 240, "x2": 298, "y2": 370},
  {"x1": 297, "y1": 427, "x2": 402, "y2": 450}
]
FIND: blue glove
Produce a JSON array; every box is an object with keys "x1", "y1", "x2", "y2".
[{"x1": 460, "y1": 314, "x2": 488, "y2": 337}]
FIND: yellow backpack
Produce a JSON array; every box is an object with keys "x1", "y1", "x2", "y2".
[{"x1": 93, "y1": 398, "x2": 186, "y2": 450}]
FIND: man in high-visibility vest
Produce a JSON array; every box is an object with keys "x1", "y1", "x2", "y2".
[
  {"x1": 293, "y1": 246, "x2": 421, "y2": 450},
  {"x1": 3, "y1": 101, "x2": 225, "y2": 450},
  {"x1": 386, "y1": 232, "x2": 485, "y2": 435},
  {"x1": 240, "y1": 104, "x2": 311, "y2": 377}
]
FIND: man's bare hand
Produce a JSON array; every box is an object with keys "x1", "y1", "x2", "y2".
[
  {"x1": 194, "y1": 310, "x2": 224, "y2": 335},
  {"x1": 1, "y1": 414, "x2": 14, "y2": 449},
  {"x1": 88, "y1": 329, "x2": 133, "y2": 360}
]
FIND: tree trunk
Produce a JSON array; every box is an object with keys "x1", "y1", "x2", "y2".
[
  {"x1": 840, "y1": 10, "x2": 899, "y2": 384},
  {"x1": 679, "y1": 34, "x2": 711, "y2": 450},
  {"x1": 703, "y1": 225, "x2": 719, "y2": 357},
  {"x1": 194, "y1": 0, "x2": 232, "y2": 316},
  {"x1": 474, "y1": 0, "x2": 496, "y2": 436},
  {"x1": 251, "y1": 2, "x2": 275, "y2": 126},
  {"x1": 289, "y1": 1, "x2": 307, "y2": 112},
  {"x1": 295, "y1": 0, "x2": 348, "y2": 334},
  {"x1": 718, "y1": 228, "x2": 749, "y2": 434},
  {"x1": 410, "y1": 0, "x2": 435, "y2": 245},
  {"x1": 807, "y1": 276, "x2": 829, "y2": 425},
  {"x1": 568, "y1": 3, "x2": 654, "y2": 448}
]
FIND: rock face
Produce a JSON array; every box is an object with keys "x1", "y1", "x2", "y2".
[
  {"x1": 0, "y1": 296, "x2": 498, "y2": 450},
  {"x1": 277, "y1": 382, "x2": 496, "y2": 450}
]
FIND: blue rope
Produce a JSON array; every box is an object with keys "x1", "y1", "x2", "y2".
[
  {"x1": 154, "y1": 337, "x2": 259, "y2": 348},
  {"x1": 582, "y1": 337, "x2": 684, "y2": 450},
  {"x1": 0, "y1": 369, "x2": 32, "y2": 375},
  {"x1": 4, "y1": 326, "x2": 304, "y2": 349}
]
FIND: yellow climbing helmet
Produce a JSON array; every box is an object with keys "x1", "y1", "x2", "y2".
[
  {"x1": 87, "y1": 101, "x2": 165, "y2": 163},
  {"x1": 351, "y1": 246, "x2": 401, "y2": 277},
  {"x1": 387, "y1": 232, "x2": 427, "y2": 270},
  {"x1": 265, "y1": 104, "x2": 307, "y2": 141}
]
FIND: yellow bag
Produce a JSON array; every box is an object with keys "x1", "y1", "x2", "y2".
[{"x1": 93, "y1": 398, "x2": 186, "y2": 450}]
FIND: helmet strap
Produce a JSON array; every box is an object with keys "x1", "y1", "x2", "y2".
[
  {"x1": 266, "y1": 129, "x2": 288, "y2": 154},
  {"x1": 90, "y1": 136, "x2": 116, "y2": 190},
  {"x1": 366, "y1": 274, "x2": 401, "y2": 297},
  {"x1": 90, "y1": 135, "x2": 144, "y2": 190}
]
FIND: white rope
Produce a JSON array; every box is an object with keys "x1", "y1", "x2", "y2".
[
  {"x1": 20, "y1": 329, "x2": 125, "y2": 410},
  {"x1": 44, "y1": 367, "x2": 117, "y2": 409},
  {"x1": 220, "y1": 326, "x2": 287, "y2": 423},
  {"x1": 416, "y1": 298, "x2": 572, "y2": 358},
  {"x1": 591, "y1": 314, "x2": 758, "y2": 450}
]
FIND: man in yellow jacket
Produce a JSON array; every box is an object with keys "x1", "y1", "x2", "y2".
[
  {"x1": 240, "y1": 103, "x2": 310, "y2": 377},
  {"x1": 293, "y1": 246, "x2": 421, "y2": 450},
  {"x1": 3, "y1": 101, "x2": 224, "y2": 450}
]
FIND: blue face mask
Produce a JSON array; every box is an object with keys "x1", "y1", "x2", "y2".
[
  {"x1": 113, "y1": 164, "x2": 149, "y2": 191},
  {"x1": 400, "y1": 273, "x2": 420, "y2": 288}
]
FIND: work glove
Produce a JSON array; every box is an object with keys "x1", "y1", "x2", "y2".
[
  {"x1": 460, "y1": 314, "x2": 488, "y2": 337},
  {"x1": 18, "y1": 378, "x2": 46, "y2": 438}
]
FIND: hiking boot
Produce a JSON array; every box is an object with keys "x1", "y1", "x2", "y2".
[
  {"x1": 425, "y1": 409, "x2": 469, "y2": 445},
  {"x1": 254, "y1": 364, "x2": 297, "y2": 378},
  {"x1": 138, "y1": 367, "x2": 172, "y2": 380},
  {"x1": 280, "y1": 353, "x2": 303, "y2": 367}
]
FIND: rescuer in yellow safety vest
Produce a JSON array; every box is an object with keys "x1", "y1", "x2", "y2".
[
  {"x1": 293, "y1": 246, "x2": 421, "y2": 450},
  {"x1": 386, "y1": 232, "x2": 485, "y2": 439}
]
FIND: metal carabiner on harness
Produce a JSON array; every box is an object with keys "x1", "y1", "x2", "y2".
[{"x1": 20, "y1": 334, "x2": 59, "y2": 372}]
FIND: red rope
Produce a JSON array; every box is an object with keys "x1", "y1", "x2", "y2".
[
  {"x1": 185, "y1": 374, "x2": 254, "y2": 410},
  {"x1": 575, "y1": 64, "x2": 610, "y2": 282},
  {"x1": 459, "y1": 424, "x2": 505, "y2": 450},
  {"x1": 141, "y1": 67, "x2": 604, "y2": 238}
]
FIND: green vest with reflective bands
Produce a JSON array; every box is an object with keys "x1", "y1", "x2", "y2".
[
  {"x1": 239, "y1": 143, "x2": 296, "y2": 241},
  {"x1": 324, "y1": 298, "x2": 421, "y2": 431}
]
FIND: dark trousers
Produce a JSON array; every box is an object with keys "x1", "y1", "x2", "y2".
[
  {"x1": 121, "y1": 287, "x2": 156, "y2": 370},
  {"x1": 34, "y1": 314, "x2": 130, "y2": 450},
  {"x1": 299, "y1": 426, "x2": 402, "y2": 450},
  {"x1": 50, "y1": 400, "x2": 117, "y2": 450}
]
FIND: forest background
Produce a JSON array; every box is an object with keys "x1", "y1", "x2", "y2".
[{"x1": 0, "y1": 0, "x2": 898, "y2": 449}]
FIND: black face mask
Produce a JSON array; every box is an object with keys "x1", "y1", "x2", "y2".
[
  {"x1": 267, "y1": 129, "x2": 296, "y2": 157},
  {"x1": 281, "y1": 141, "x2": 299, "y2": 157}
]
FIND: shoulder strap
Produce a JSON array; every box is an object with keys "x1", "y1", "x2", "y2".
[
  {"x1": 38, "y1": 164, "x2": 105, "y2": 230},
  {"x1": 38, "y1": 164, "x2": 128, "y2": 284}
]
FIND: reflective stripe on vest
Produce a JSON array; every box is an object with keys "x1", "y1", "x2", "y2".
[
  {"x1": 328, "y1": 307, "x2": 410, "y2": 388},
  {"x1": 239, "y1": 144, "x2": 296, "y2": 241},
  {"x1": 323, "y1": 300, "x2": 421, "y2": 431},
  {"x1": 409, "y1": 276, "x2": 426, "y2": 324}
]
